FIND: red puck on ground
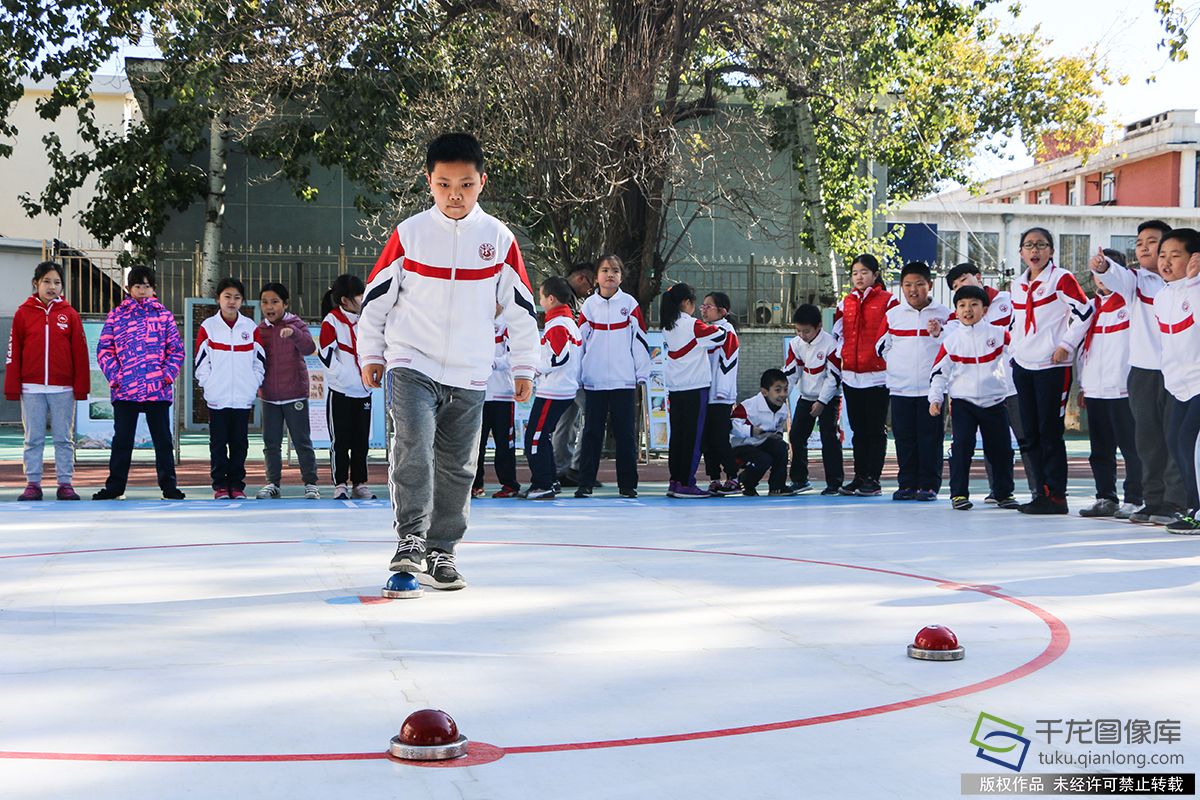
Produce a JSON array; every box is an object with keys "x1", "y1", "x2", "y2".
[
  {"x1": 907, "y1": 624, "x2": 965, "y2": 661},
  {"x1": 389, "y1": 709, "x2": 469, "y2": 760}
]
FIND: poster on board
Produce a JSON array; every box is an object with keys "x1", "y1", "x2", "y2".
[{"x1": 75, "y1": 320, "x2": 173, "y2": 449}]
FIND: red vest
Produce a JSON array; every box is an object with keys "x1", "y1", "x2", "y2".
[{"x1": 841, "y1": 286, "x2": 890, "y2": 374}]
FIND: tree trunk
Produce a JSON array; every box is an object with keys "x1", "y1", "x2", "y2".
[
  {"x1": 793, "y1": 96, "x2": 838, "y2": 303},
  {"x1": 200, "y1": 110, "x2": 228, "y2": 298}
]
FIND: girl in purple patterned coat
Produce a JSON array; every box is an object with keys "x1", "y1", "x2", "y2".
[{"x1": 93, "y1": 266, "x2": 185, "y2": 500}]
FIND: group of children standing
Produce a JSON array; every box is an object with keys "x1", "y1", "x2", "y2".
[{"x1": 7, "y1": 262, "x2": 378, "y2": 503}]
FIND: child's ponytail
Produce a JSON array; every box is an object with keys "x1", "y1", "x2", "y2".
[
  {"x1": 659, "y1": 282, "x2": 695, "y2": 331},
  {"x1": 321, "y1": 273, "x2": 367, "y2": 318}
]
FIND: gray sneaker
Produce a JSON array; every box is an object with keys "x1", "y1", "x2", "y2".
[
  {"x1": 1079, "y1": 498, "x2": 1119, "y2": 518},
  {"x1": 303, "y1": 484, "x2": 321, "y2": 500},
  {"x1": 390, "y1": 534, "x2": 427, "y2": 572},
  {"x1": 256, "y1": 483, "x2": 281, "y2": 499},
  {"x1": 351, "y1": 484, "x2": 376, "y2": 499},
  {"x1": 1150, "y1": 511, "x2": 1182, "y2": 526},
  {"x1": 1114, "y1": 502, "x2": 1139, "y2": 520},
  {"x1": 333, "y1": 483, "x2": 350, "y2": 500},
  {"x1": 1129, "y1": 506, "x2": 1154, "y2": 524}
]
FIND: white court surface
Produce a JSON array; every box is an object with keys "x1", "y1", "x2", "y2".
[{"x1": 1, "y1": 494, "x2": 1197, "y2": 799}]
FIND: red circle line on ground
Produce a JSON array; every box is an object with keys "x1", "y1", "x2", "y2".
[{"x1": 0, "y1": 538, "x2": 1069, "y2": 763}]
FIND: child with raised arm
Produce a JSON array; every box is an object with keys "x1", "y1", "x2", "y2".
[
  {"x1": 782, "y1": 304, "x2": 843, "y2": 495},
  {"x1": 928, "y1": 286, "x2": 1017, "y2": 511},
  {"x1": 359, "y1": 133, "x2": 539, "y2": 590}
]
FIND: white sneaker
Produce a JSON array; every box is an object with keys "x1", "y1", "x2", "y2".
[
  {"x1": 256, "y1": 483, "x2": 281, "y2": 499},
  {"x1": 303, "y1": 484, "x2": 320, "y2": 500},
  {"x1": 333, "y1": 483, "x2": 349, "y2": 500},
  {"x1": 1114, "y1": 502, "x2": 1139, "y2": 520},
  {"x1": 351, "y1": 484, "x2": 376, "y2": 499}
]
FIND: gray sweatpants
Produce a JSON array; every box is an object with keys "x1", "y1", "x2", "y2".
[
  {"x1": 551, "y1": 388, "x2": 586, "y2": 475},
  {"x1": 21, "y1": 391, "x2": 76, "y2": 484},
  {"x1": 1128, "y1": 366, "x2": 1186, "y2": 513},
  {"x1": 386, "y1": 367, "x2": 485, "y2": 554},
  {"x1": 262, "y1": 399, "x2": 319, "y2": 485}
]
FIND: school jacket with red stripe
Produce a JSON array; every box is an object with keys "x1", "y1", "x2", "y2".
[
  {"x1": 947, "y1": 286, "x2": 1014, "y2": 329},
  {"x1": 536, "y1": 305, "x2": 582, "y2": 400},
  {"x1": 578, "y1": 289, "x2": 652, "y2": 390},
  {"x1": 782, "y1": 329, "x2": 841, "y2": 405},
  {"x1": 1090, "y1": 256, "x2": 1164, "y2": 371},
  {"x1": 318, "y1": 308, "x2": 370, "y2": 398},
  {"x1": 358, "y1": 204, "x2": 539, "y2": 391},
  {"x1": 928, "y1": 323, "x2": 1012, "y2": 408},
  {"x1": 194, "y1": 312, "x2": 266, "y2": 409},
  {"x1": 730, "y1": 392, "x2": 789, "y2": 447},
  {"x1": 1010, "y1": 262, "x2": 1093, "y2": 370},
  {"x1": 707, "y1": 318, "x2": 740, "y2": 404},
  {"x1": 486, "y1": 320, "x2": 514, "y2": 401},
  {"x1": 662, "y1": 313, "x2": 727, "y2": 392},
  {"x1": 4, "y1": 295, "x2": 89, "y2": 401},
  {"x1": 833, "y1": 285, "x2": 897, "y2": 388},
  {"x1": 1077, "y1": 293, "x2": 1132, "y2": 399},
  {"x1": 1154, "y1": 276, "x2": 1200, "y2": 402},
  {"x1": 875, "y1": 297, "x2": 952, "y2": 397}
]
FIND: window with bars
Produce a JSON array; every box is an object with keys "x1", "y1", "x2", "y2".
[
  {"x1": 1059, "y1": 233, "x2": 1092, "y2": 291},
  {"x1": 1101, "y1": 172, "x2": 1116, "y2": 203},
  {"x1": 1037, "y1": 190, "x2": 1051, "y2": 205},
  {"x1": 936, "y1": 230, "x2": 961, "y2": 266},
  {"x1": 1110, "y1": 235, "x2": 1138, "y2": 268},
  {"x1": 967, "y1": 232, "x2": 1000, "y2": 269}
]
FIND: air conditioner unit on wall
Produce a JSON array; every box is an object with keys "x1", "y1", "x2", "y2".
[{"x1": 754, "y1": 300, "x2": 783, "y2": 326}]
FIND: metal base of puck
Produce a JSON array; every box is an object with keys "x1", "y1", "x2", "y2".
[
  {"x1": 907, "y1": 644, "x2": 965, "y2": 661},
  {"x1": 381, "y1": 572, "x2": 424, "y2": 599},
  {"x1": 389, "y1": 734, "x2": 469, "y2": 761}
]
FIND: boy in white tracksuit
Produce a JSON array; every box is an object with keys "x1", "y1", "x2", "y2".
[
  {"x1": 359, "y1": 133, "x2": 539, "y2": 590},
  {"x1": 195, "y1": 278, "x2": 265, "y2": 499},
  {"x1": 928, "y1": 286, "x2": 1016, "y2": 510},
  {"x1": 730, "y1": 368, "x2": 792, "y2": 495},
  {"x1": 782, "y1": 304, "x2": 843, "y2": 494}
]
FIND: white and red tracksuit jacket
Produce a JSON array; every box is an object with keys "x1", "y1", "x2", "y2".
[
  {"x1": 783, "y1": 329, "x2": 841, "y2": 404},
  {"x1": 358, "y1": 203, "x2": 539, "y2": 391},
  {"x1": 928, "y1": 323, "x2": 1012, "y2": 408},
  {"x1": 1077, "y1": 293, "x2": 1132, "y2": 400},
  {"x1": 318, "y1": 307, "x2": 370, "y2": 398},
  {"x1": 1010, "y1": 262, "x2": 1093, "y2": 370},
  {"x1": 578, "y1": 289, "x2": 652, "y2": 390},
  {"x1": 662, "y1": 312, "x2": 727, "y2": 392},
  {"x1": 485, "y1": 320, "x2": 514, "y2": 401},
  {"x1": 535, "y1": 305, "x2": 582, "y2": 400},
  {"x1": 1154, "y1": 276, "x2": 1200, "y2": 402},
  {"x1": 194, "y1": 312, "x2": 266, "y2": 410},
  {"x1": 875, "y1": 297, "x2": 952, "y2": 397},
  {"x1": 947, "y1": 286, "x2": 1014, "y2": 329},
  {"x1": 730, "y1": 392, "x2": 789, "y2": 447},
  {"x1": 707, "y1": 317, "x2": 740, "y2": 404},
  {"x1": 1090, "y1": 256, "x2": 1165, "y2": 372}
]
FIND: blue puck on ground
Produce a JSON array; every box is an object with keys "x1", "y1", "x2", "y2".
[{"x1": 381, "y1": 572, "x2": 423, "y2": 599}]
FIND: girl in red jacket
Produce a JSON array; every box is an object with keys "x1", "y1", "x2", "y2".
[
  {"x1": 833, "y1": 254, "x2": 897, "y2": 496},
  {"x1": 4, "y1": 261, "x2": 89, "y2": 500}
]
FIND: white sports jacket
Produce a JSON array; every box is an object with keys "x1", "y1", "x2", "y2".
[
  {"x1": 782, "y1": 329, "x2": 841, "y2": 405},
  {"x1": 318, "y1": 308, "x2": 371, "y2": 398},
  {"x1": 662, "y1": 312, "x2": 727, "y2": 392},
  {"x1": 1077, "y1": 293, "x2": 1132, "y2": 400},
  {"x1": 928, "y1": 323, "x2": 1012, "y2": 408},
  {"x1": 536, "y1": 305, "x2": 582, "y2": 400},
  {"x1": 707, "y1": 317, "x2": 740, "y2": 404},
  {"x1": 1010, "y1": 262, "x2": 1093, "y2": 370},
  {"x1": 578, "y1": 289, "x2": 652, "y2": 391},
  {"x1": 358, "y1": 204, "x2": 539, "y2": 391},
  {"x1": 730, "y1": 392, "x2": 789, "y2": 447},
  {"x1": 194, "y1": 312, "x2": 265, "y2": 410},
  {"x1": 1090, "y1": 257, "x2": 1165, "y2": 372},
  {"x1": 875, "y1": 297, "x2": 952, "y2": 397},
  {"x1": 486, "y1": 320, "x2": 515, "y2": 402},
  {"x1": 1154, "y1": 276, "x2": 1200, "y2": 402}
]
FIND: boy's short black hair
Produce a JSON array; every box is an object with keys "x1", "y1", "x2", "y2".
[
  {"x1": 1161, "y1": 227, "x2": 1200, "y2": 254},
  {"x1": 126, "y1": 265, "x2": 157, "y2": 289},
  {"x1": 760, "y1": 368, "x2": 788, "y2": 390},
  {"x1": 1101, "y1": 248, "x2": 1127, "y2": 267},
  {"x1": 566, "y1": 262, "x2": 595, "y2": 279},
  {"x1": 540, "y1": 275, "x2": 575, "y2": 308},
  {"x1": 215, "y1": 277, "x2": 246, "y2": 298},
  {"x1": 792, "y1": 303, "x2": 822, "y2": 327},
  {"x1": 1137, "y1": 219, "x2": 1172, "y2": 236},
  {"x1": 944, "y1": 262, "x2": 980, "y2": 290},
  {"x1": 425, "y1": 133, "x2": 485, "y2": 174},
  {"x1": 953, "y1": 285, "x2": 990, "y2": 308},
  {"x1": 900, "y1": 261, "x2": 932, "y2": 283}
]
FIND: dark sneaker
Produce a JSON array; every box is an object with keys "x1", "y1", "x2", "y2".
[
  {"x1": 914, "y1": 489, "x2": 938, "y2": 502},
  {"x1": 525, "y1": 486, "x2": 558, "y2": 500},
  {"x1": 670, "y1": 483, "x2": 712, "y2": 498},
  {"x1": 768, "y1": 486, "x2": 797, "y2": 496},
  {"x1": 492, "y1": 486, "x2": 520, "y2": 498},
  {"x1": 838, "y1": 478, "x2": 864, "y2": 496},
  {"x1": 574, "y1": 485, "x2": 592, "y2": 499},
  {"x1": 162, "y1": 488, "x2": 186, "y2": 500},
  {"x1": 556, "y1": 470, "x2": 581, "y2": 488},
  {"x1": 1079, "y1": 498, "x2": 1119, "y2": 518},
  {"x1": 55, "y1": 484, "x2": 80, "y2": 501},
  {"x1": 995, "y1": 496, "x2": 1021, "y2": 510},
  {"x1": 389, "y1": 535, "x2": 427, "y2": 573},
  {"x1": 1129, "y1": 506, "x2": 1155, "y2": 524},
  {"x1": 1165, "y1": 513, "x2": 1200, "y2": 534},
  {"x1": 952, "y1": 496, "x2": 973, "y2": 510},
  {"x1": 1019, "y1": 495, "x2": 1068, "y2": 515},
  {"x1": 820, "y1": 485, "x2": 842, "y2": 496},
  {"x1": 983, "y1": 493, "x2": 997, "y2": 505},
  {"x1": 92, "y1": 488, "x2": 125, "y2": 500},
  {"x1": 785, "y1": 481, "x2": 813, "y2": 494},
  {"x1": 718, "y1": 479, "x2": 743, "y2": 496},
  {"x1": 742, "y1": 486, "x2": 760, "y2": 497},
  {"x1": 892, "y1": 488, "x2": 916, "y2": 501},
  {"x1": 619, "y1": 488, "x2": 639, "y2": 499},
  {"x1": 854, "y1": 480, "x2": 882, "y2": 497},
  {"x1": 18, "y1": 483, "x2": 42, "y2": 501},
  {"x1": 418, "y1": 549, "x2": 466, "y2": 590}
]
